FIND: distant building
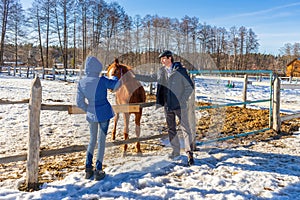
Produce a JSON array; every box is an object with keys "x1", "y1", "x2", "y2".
[{"x1": 286, "y1": 58, "x2": 300, "y2": 77}]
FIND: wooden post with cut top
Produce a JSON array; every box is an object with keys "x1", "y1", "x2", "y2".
[
  {"x1": 26, "y1": 77, "x2": 42, "y2": 191},
  {"x1": 272, "y1": 77, "x2": 281, "y2": 132},
  {"x1": 242, "y1": 74, "x2": 248, "y2": 108},
  {"x1": 189, "y1": 74, "x2": 196, "y2": 150}
]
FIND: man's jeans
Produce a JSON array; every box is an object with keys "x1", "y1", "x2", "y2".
[{"x1": 164, "y1": 107, "x2": 193, "y2": 154}]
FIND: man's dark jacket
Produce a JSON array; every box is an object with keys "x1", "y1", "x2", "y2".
[{"x1": 135, "y1": 62, "x2": 194, "y2": 111}]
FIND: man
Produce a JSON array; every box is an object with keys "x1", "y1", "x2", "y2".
[{"x1": 134, "y1": 50, "x2": 195, "y2": 166}]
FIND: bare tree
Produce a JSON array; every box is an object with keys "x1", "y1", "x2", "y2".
[
  {"x1": 6, "y1": 1, "x2": 26, "y2": 74},
  {"x1": 197, "y1": 23, "x2": 212, "y2": 54},
  {"x1": 71, "y1": 1, "x2": 78, "y2": 69},
  {"x1": 292, "y1": 42, "x2": 300, "y2": 57},
  {"x1": 180, "y1": 15, "x2": 192, "y2": 54},
  {"x1": 29, "y1": 1, "x2": 46, "y2": 75},
  {"x1": 142, "y1": 15, "x2": 152, "y2": 63},
  {"x1": 0, "y1": 0, "x2": 14, "y2": 65},
  {"x1": 228, "y1": 26, "x2": 239, "y2": 70},
  {"x1": 190, "y1": 17, "x2": 199, "y2": 55},
  {"x1": 214, "y1": 27, "x2": 227, "y2": 69},
  {"x1": 280, "y1": 43, "x2": 293, "y2": 56},
  {"x1": 53, "y1": 0, "x2": 73, "y2": 80},
  {"x1": 132, "y1": 14, "x2": 142, "y2": 54},
  {"x1": 238, "y1": 26, "x2": 247, "y2": 69},
  {"x1": 77, "y1": 0, "x2": 87, "y2": 62},
  {"x1": 244, "y1": 28, "x2": 259, "y2": 69},
  {"x1": 39, "y1": 0, "x2": 54, "y2": 69}
]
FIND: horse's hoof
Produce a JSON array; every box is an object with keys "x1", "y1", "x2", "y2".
[
  {"x1": 122, "y1": 151, "x2": 127, "y2": 157},
  {"x1": 136, "y1": 148, "x2": 142, "y2": 153}
]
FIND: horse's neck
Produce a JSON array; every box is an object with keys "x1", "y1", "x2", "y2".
[
  {"x1": 116, "y1": 76, "x2": 140, "y2": 97},
  {"x1": 121, "y1": 77, "x2": 141, "y2": 90}
]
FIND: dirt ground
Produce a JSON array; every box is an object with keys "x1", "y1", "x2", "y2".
[
  {"x1": 1, "y1": 101, "x2": 299, "y2": 191},
  {"x1": 195, "y1": 102, "x2": 299, "y2": 145}
]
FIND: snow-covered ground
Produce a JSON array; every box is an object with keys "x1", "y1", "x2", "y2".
[{"x1": 0, "y1": 74, "x2": 299, "y2": 200}]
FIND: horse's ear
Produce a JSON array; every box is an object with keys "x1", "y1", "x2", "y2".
[{"x1": 114, "y1": 58, "x2": 119, "y2": 65}]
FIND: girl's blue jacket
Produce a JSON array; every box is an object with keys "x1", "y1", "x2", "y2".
[{"x1": 76, "y1": 56, "x2": 120, "y2": 122}]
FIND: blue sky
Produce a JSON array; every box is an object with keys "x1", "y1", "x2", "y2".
[{"x1": 21, "y1": 0, "x2": 300, "y2": 55}]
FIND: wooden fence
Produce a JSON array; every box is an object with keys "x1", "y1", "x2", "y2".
[
  {"x1": 1, "y1": 73, "x2": 300, "y2": 190},
  {"x1": 191, "y1": 70, "x2": 300, "y2": 146},
  {"x1": 0, "y1": 77, "x2": 160, "y2": 190},
  {"x1": 0, "y1": 65, "x2": 81, "y2": 80}
]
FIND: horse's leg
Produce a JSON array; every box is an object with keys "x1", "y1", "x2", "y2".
[
  {"x1": 111, "y1": 113, "x2": 119, "y2": 140},
  {"x1": 135, "y1": 109, "x2": 142, "y2": 154},
  {"x1": 123, "y1": 112, "x2": 130, "y2": 155}
]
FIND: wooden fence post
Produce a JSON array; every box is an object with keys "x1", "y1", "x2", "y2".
[
  {"x1": 242, "y1": 74, "x2": 248, "y2": 108},
  {"x1": 272, "y1": 77, "x2": 281, "y2": 132},
  {"x1": 189, "y1": 74, "x2": 196, "y2": 150},
  {"x1": 13, "y1": 66, "x2": 16, "y2": 76},
  {"x1": 19, "y1": 66, "x2": 21, "y2": 77},
  {"x1": 33, "y1": 66, "x2": 36, "y2": 78},
  {"x1": 26, "y1": 66, "x2": 30, "y2": 78},
  {"x1": 26, "y1": 77, "x2": 42, "y2": 191},
  {"x1": 52, "y1": 66, "x2": 56, "y2": 80}
]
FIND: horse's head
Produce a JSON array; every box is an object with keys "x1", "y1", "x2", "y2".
[{"x1": 107, "y1": 58, "x2": 131, "y2": 79}]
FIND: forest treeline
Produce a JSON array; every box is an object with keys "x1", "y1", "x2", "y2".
[{"x1": 0, "y1": 0, "x2": 300, "y2": 74}]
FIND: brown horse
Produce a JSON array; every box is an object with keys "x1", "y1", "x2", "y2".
[{"x1": 107, "y1": 59, "x2": 146, "y2": 154}]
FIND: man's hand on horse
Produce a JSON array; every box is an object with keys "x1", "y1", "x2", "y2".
[{"x1": 127, "y1": 70, "x2": 136, "y2": 78}]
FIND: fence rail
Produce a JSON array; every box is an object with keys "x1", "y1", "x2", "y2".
[
  {"x1": 281, "y1": 113, "x2": 300, "y2": 122},
  {"x1": 0, "y1": 65, "x2": 81, "y2": 81},
  {"x1": 0, "y1": 99, "x2": 29, "y2": 104},
  {"x1": 0, "y1": 133, "x2": 168, "y2": 164}
]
